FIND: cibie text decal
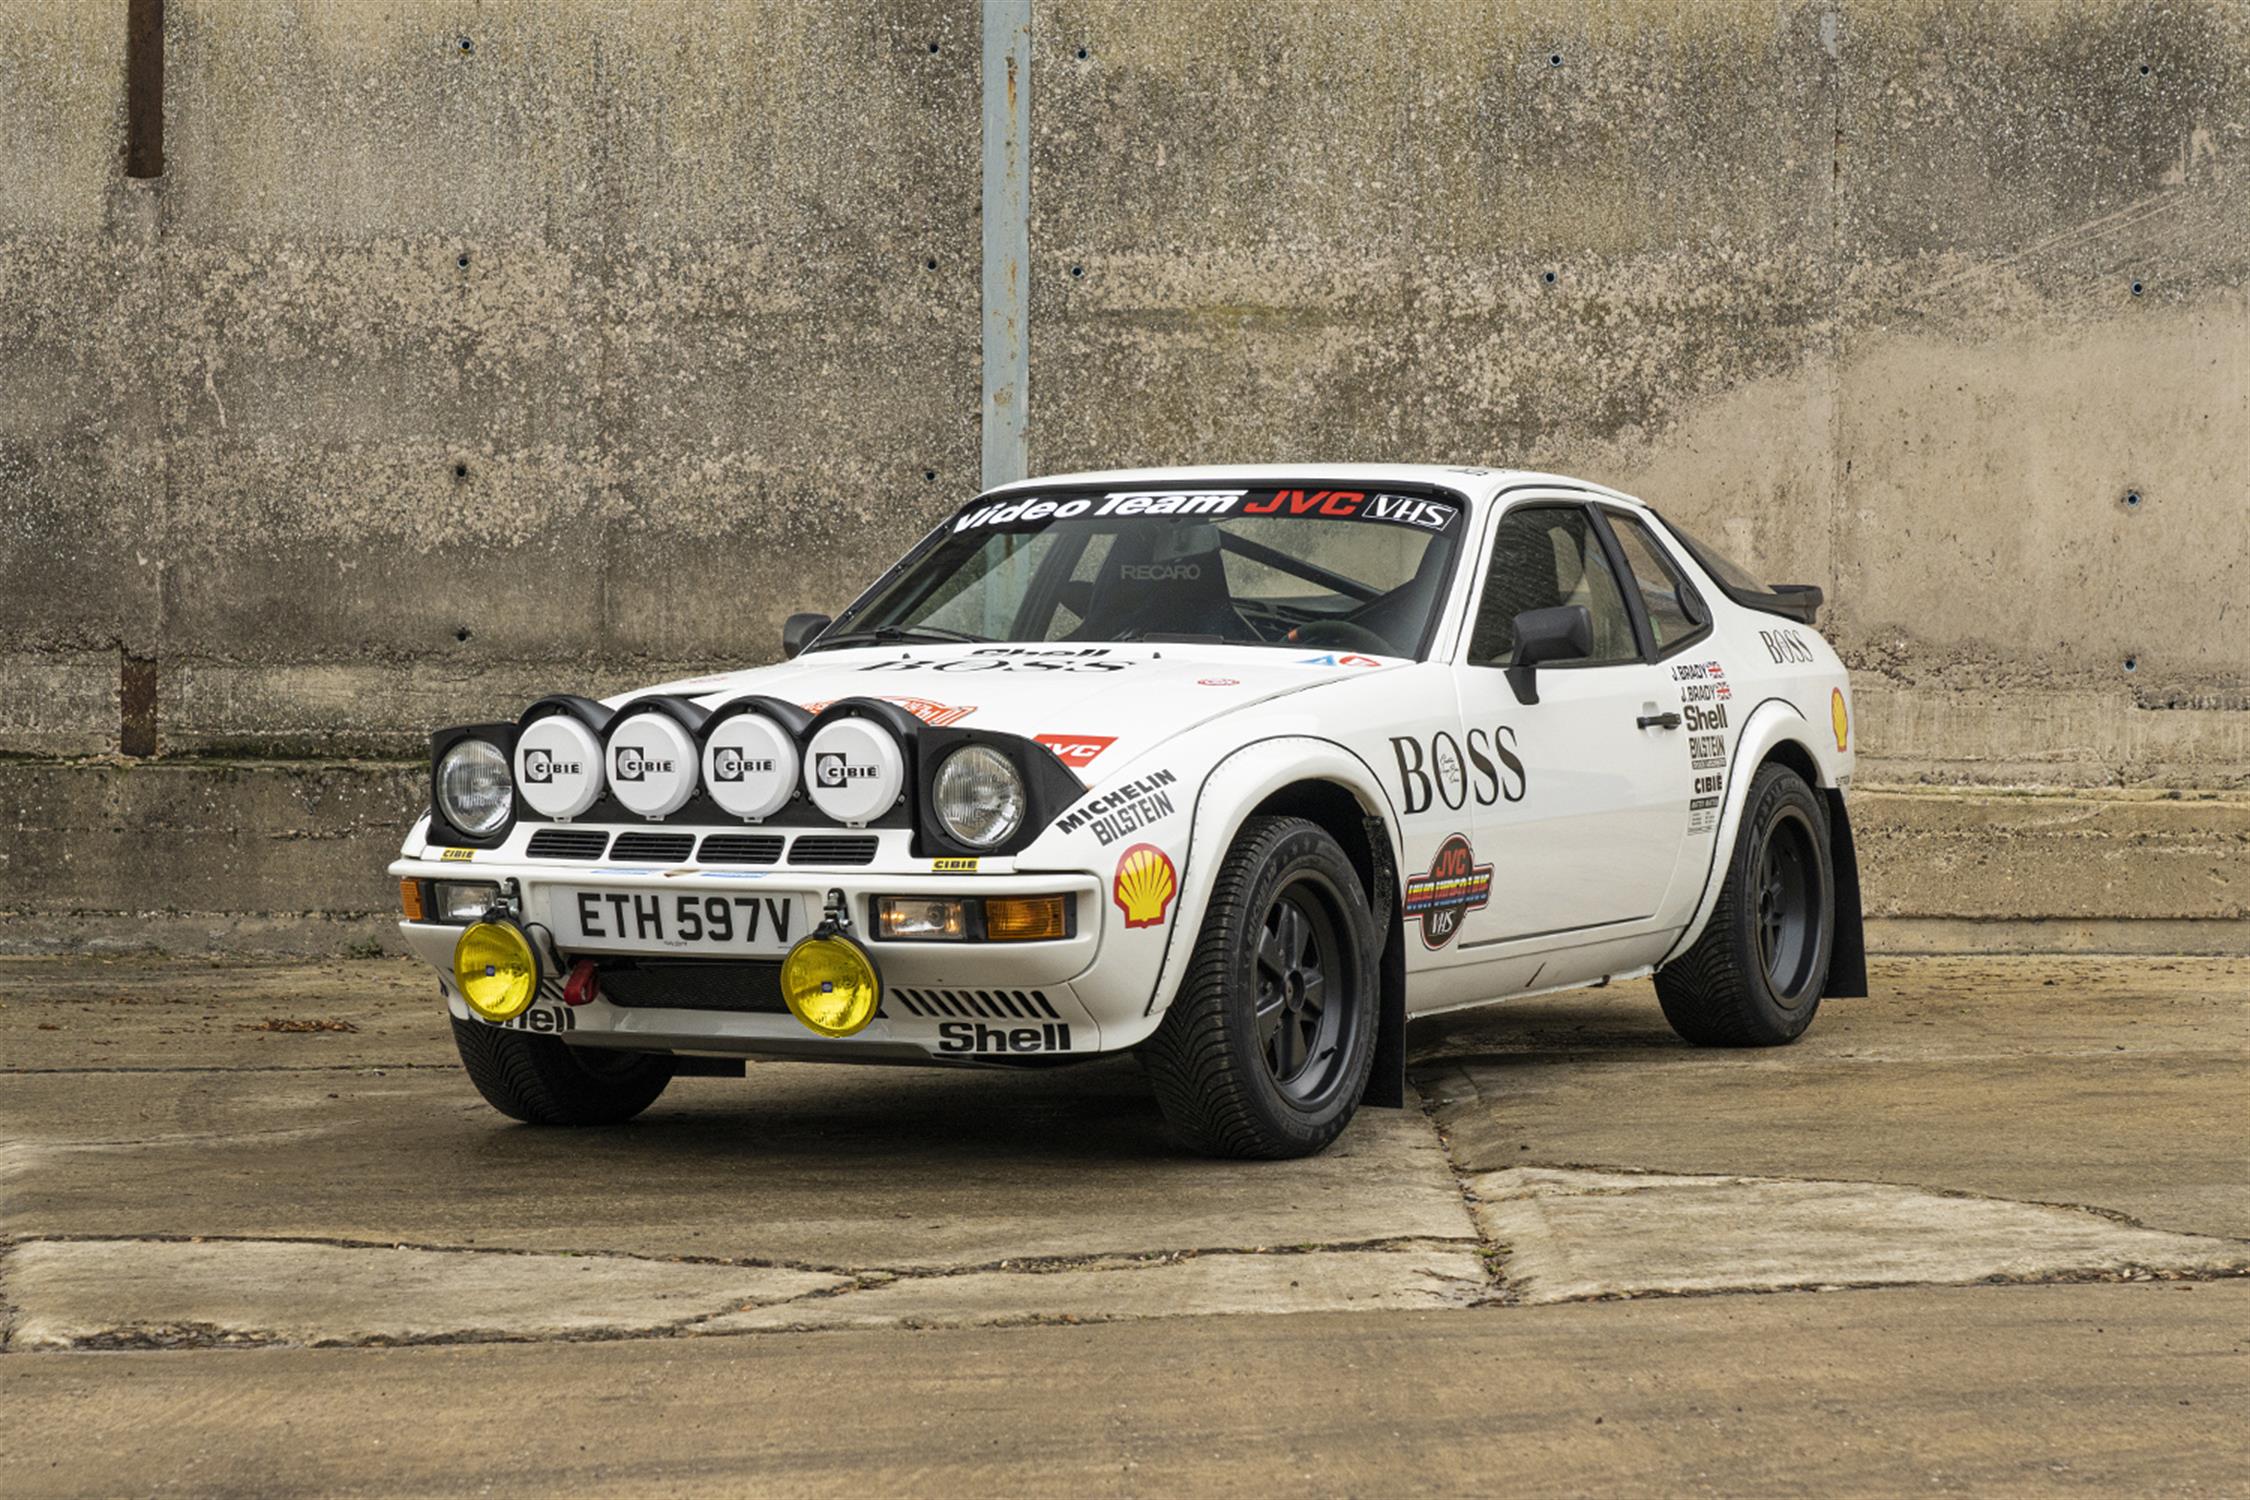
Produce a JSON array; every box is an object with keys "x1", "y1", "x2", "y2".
[
  {"x1": 955, "y1": 491, "x2": 1247, "y2": 531},
  {"x1": 1403, "y1": 834, "x2": 1493, "y2": 949},
  {"x1": 1112, "y1": 843, "x2": 1179, "y2": 929},
  {"x1": 1055, "y1": 769, "x2": 1177, "y2": 845}
]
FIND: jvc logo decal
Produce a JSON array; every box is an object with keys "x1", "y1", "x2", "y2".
[
  {"x1": 1390, "y1": 728, "x2": 1526, "y2": 814},
  {"x1": 613, "y1": 746, "x2": 675, "y2": 782},
  {"x1": 937, "y1": 1022, "x2": 1073, "y2": 1054},
  {"x1": 815, "y1": 752, "x2": 876, "y2": 787},
  {"x1": 522, "y1": 748, "x2": 583, "y2": 784},
  {"x1": 1403, "y1": 834, "x2": 1494, "y2": 949}
]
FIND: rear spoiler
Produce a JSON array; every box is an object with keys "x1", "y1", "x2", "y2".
[{"x1": 1759, "y1": 584, "x2": 1824, "y2": 625}]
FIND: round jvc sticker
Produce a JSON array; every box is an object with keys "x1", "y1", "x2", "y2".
[
  {"x1": 607, "y1": 711, "x2": 699, "y2": 819},
  {"x1": 515, "y1": 714, "x2": 603, "y2": 820},
  {"x1": 703, "y1": 712, "x2": 799, "y2": 821}
]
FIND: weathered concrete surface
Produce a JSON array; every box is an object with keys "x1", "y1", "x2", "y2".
[
  {"x1": 2, "y1": 764, "x2": 2241, "y2": 954},
  {"x1": 5, "y1": 1287, "x2": 2243, "y2": 1499},
  {"x1": 7, "y1": 1239, "x2": 849, "y2": 1350},
  {"x1": 1418, "y1": 955, "x2": 2250, "y2": 1238},
  {"x1": 2, "y1": 954, "x2": 2245, "y2": 1492},
  {"x1": 1474, "y1": 1166, "x2": 2249, "y2": 1305}
]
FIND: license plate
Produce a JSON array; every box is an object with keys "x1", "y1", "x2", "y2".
[{"x1": 554, "y1": 887, "x2": 808, "y2": 955}]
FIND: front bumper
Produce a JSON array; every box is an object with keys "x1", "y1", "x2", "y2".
[{"x1": 390, "y1": 851, "x2": 1131, "y2": 1063}]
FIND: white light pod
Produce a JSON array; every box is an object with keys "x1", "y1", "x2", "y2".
[
  {"x1": 702, "y1": 713, "x2": 799, "y2": 821},
  {"x1": 514, "y1": 714, "x2": 605, "y2": 820},
  {"x1": 803, "y1": 718, "x2": 905, "y2": 826},
  {"x1": 606, "y1": 711, "x2": 700, "y2": 819}
]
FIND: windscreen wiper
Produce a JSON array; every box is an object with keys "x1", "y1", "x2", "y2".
[{"x1": 806, "y1": 625, "x2": 993, "y2": 651}]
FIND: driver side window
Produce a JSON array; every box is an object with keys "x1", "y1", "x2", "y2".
[{"x1": 1466, "y1": 505, "x2": 1640, "y2": 667}]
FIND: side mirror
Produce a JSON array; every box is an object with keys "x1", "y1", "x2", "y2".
[
  {"x1": 781, "y1": 612, "x2": 831, "y2": 660},
  {"x1": 1503, "y1": 605, "x2": 1592, "y2": 706}
]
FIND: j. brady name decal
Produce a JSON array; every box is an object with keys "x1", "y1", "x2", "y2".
[
  {"x1": 1055, "y1": 768, "x2": 1178, "y2": 846},
  {"x1": 937, "y1": 1021, "x2": 1074, "y2": 1054},
  {"x1": 1390, "y1": 728, "x2": 1527, "y2": 815}
]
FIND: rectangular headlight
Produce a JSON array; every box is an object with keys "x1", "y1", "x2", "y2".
[
  {"x1": 876, "y1": 897, "x2": 969, "y2": 941},
  {"x1": 431, "y1": 881, "x2": 502, "y2": 924}
]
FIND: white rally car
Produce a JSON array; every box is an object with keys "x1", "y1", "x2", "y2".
[{"x1": 391, "y1": 465, "x2": 1864, "y2": 1158}]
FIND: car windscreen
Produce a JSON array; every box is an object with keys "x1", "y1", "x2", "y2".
[{"x1": 816, "y1": 485, "x2": 1466, "y2": 659}]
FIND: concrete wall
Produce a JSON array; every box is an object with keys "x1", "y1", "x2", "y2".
[{"x1": 2, "y1": 1, "x2": 2243, "y2": 950}]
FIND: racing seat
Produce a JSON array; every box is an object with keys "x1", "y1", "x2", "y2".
[{"x1": 1069, "y1": 525, "x2": 1255, "y2": 642}]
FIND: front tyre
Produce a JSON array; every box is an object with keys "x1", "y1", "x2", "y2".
[
  {"x1": 1656, "y1": 762, "x2": 1833, "y2": 1047},
  {"x1": 1141, "y1": 816, "x2": 1379, "y2": 1159},
  {"x1": 450, "y1": 1015, "x2": 675, "y2": 1124}
]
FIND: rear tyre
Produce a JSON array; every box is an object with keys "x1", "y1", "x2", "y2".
[
  {"x1": 1141, "y1": 816, "x2": 1380, "y2": 1159},
  {"x1": 1656, "y1": 762, "x2": 1833, "y2": 1047},
  {"x1": 450, "y1": 1015, "x2": 675, "y2": 1124}
]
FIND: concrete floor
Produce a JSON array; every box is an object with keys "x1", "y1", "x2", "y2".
[{"x1": 3, "y1": 955, "x2": 2244, "y2": 1495}]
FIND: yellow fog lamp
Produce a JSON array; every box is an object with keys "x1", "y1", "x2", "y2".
[
  {"x1": 452, "y1": 920, "x2": 540, "y2": 1023},
  {"x1": 780, "y1": 890, "x2": 883, "y2": 1038}
]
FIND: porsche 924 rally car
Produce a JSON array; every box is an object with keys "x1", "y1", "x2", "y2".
[{"x1": 391, "y1": 465, "x2": 1865, "y2": 1158}]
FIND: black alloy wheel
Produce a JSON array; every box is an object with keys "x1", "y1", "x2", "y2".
[
  {"x1": 1142, "y1": 815, "x2": 1380, "y2": 1158},
  {"x1": 1254, "y1": 877, "x2": 1354, "y2": 1109}
]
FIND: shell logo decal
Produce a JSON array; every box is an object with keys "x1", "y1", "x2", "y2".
[
  {"x1": 1831, "y1": 688, "x2": 1849, "y2": 751},
  {"x1": 1112, "y1": 843, "x2": 1178, "y2": 929}
]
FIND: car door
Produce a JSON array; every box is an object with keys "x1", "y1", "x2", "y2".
[{"x1": 1444, "y1": 499, "x2": 1692, "y2": 958}]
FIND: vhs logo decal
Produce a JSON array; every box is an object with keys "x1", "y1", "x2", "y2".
[{"x1": 1403, "y1": 834, "x2": 1493, "y2": 949}]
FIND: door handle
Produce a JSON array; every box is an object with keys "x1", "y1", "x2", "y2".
[{"x1": 1637, "y1": 711, "x2": 1682, "y2": 730}]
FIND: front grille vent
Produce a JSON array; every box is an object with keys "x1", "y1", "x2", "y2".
[
  {"x1": 525, "y1": 828, "x2": 610, "y2": 861},
  {"x1": 788, "y1": 835, "x2": 879, "y2": 866},
  {"x1": 609, "y1": 831, "x2": 697, "y2": 863},
  {"x1": 698, "y1": 833, "x2": 785, "y2": 866},
  {"x1": 892, "y1": 988, "x2": 1062, "y2": 1021}
]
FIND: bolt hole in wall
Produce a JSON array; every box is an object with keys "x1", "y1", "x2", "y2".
[
  {"x1": 1076, "y1": 46, "x2": 1089, "y2": 60},
  {"x1": 923, "y1": 469, "x2": 938, "y2": 482},
  {"x1": 1542, "y1": 269, "x2": 1558, "y2": 284},
  {"x1": 2123, "y1": 489, "x2": 2143, "y2": 511},
  {"x1": 2131, "y1": 279, "x2": 2145, "y2": 296},
  {"x1": 456, "y1": 36, "x2": 472, "y2": 55},
  {"x1": 457, "y1": 252, "x2": 470, "y2": 269},
  {"x1": 454, "y1": 627, "x2": 472, "y2": 644},
  {"x1": 453, "y1": 462, "x2": 469, "y2": 480},
  {"x1": 1549, "y1": 52, "x2": 1564, "y2": 66},
  {"x1": 2124, "y1": 655, "x2": 2140, "y2": 673}
]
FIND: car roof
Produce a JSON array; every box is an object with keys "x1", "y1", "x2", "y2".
[{"x1": 980, "y1": 463, "x2": 1649, "y2": 511}]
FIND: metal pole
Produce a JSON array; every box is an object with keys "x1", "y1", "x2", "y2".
[{"x1": 980, "y1": 0, "x2": 1030, "y2": 490}]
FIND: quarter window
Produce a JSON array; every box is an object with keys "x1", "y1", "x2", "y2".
[
  {"x1": 1467, "y1": 506, "x2": 1640, "y2": 668},
  {"x1": 1606, "y1": 513, "x2": 1708, "y2": 653}
]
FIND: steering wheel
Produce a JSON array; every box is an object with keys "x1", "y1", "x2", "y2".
[{"x1": 1287, "y1": 619, "x2": 1395, "y2": 654}]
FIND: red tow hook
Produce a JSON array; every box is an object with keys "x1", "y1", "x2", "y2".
[{"x1": 562, "y1": 959, "x2": 601, "y2": 1006}]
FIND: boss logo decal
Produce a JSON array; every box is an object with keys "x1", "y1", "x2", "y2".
[
  {"x1": 1761, "y1": 629, "x2": 1817, "y2": 665},
  {"x1": 1390, "y1": 728, "x2": 1526, "y2": 815}
]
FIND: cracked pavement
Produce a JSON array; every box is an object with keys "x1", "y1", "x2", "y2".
[{"x1": 2, "y1": 954, "x2": 2245, "y2": 1495}]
